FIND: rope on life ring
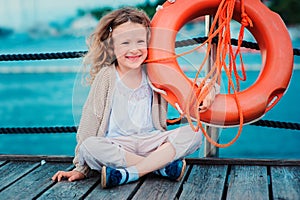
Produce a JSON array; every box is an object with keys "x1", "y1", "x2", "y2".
[{"x1": 146, "y1": 0, "x2": 294, "y2": 147}]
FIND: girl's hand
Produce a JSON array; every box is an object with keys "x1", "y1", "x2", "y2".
[
  {"x1": 52, "y1": 170, "x2": 85, "y2": 182},
  {"x1": 189, "y1": 78, "x2": 220, "y2": 112},
  {"x1": 199, "y1": 84, "x2": 220, "y2": 112},
  {"x1": 199, "y1": 86, "x2": 216, "y2": 112}
]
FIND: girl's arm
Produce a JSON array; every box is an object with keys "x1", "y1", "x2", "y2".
[
  {"x1": 52, "y1": 67, "x2": 112, "y2": 181},
  {"x1": 73, "y1": 68, "x2": 111, "y2": 176}
]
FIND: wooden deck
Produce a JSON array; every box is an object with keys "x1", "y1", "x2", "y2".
[{"x1": 0, "y1": 155, "x2": 299, "y2": 200}]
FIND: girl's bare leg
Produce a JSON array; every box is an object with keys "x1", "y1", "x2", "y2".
[{"x1": 125, "y1": 142, "x2": 175, "y2": 176}]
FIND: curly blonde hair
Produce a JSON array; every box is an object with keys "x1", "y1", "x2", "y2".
[{"x1": 83, "y1": 7, "x2": 151, "y2": 84}]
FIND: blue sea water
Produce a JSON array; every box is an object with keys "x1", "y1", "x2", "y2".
[{"x1": 0, "y1": 36, "x2": 299, "y2": 159}]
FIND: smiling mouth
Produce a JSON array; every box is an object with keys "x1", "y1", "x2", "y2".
[{"x1": 126, "y1": 55, "x2": 141, "y2": 62}]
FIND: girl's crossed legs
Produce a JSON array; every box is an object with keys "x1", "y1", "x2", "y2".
[{"x1": 78, "y1": 125, "x2": 202, "y2": 187}]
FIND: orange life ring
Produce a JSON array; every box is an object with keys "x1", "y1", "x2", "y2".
[{"x1": 147, "y1": 0, "x2": 294, "y2": 126}]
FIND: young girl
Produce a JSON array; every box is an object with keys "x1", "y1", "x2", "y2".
[{"x1": 52, "y1": 7, "x2": 217, "y2": 189}]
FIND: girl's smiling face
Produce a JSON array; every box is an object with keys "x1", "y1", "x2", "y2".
[{"x1": 112, "y1": 22, "x2": 148, "y2": 72}]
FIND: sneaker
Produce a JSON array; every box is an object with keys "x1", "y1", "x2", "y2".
[
  {"x1": 101, "y1": 166, "x2": 128, "y2": 189},
  {"x1": 155, "y1": 159, "x2": 186, "y2": 181}
]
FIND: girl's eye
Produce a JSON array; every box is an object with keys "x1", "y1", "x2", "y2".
[
  {"x1": 121, "y1": 41, "x2": 129, "y2": 45},
  {"x1": 138, "y1": 40, "x2": 145, "y2": 44}
]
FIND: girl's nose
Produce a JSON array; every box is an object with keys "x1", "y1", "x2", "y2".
[{"x1": 129, "y1": 44, "x2": 140, "y2": 53}]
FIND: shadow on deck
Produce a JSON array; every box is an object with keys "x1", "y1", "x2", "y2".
[{"x1": 0, "y1": 155, "x2": 299, "y2": 199}]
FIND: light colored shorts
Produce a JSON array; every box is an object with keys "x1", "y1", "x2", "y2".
[{"x1": 78, "y1": 125, "x2": 202, "y2": 170}]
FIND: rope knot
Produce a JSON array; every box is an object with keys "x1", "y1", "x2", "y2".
[{"x1": 241, "y1": 13, "x2": 253, "y2": 27}]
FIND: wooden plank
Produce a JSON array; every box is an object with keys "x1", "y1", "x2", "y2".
[
  {"x1": 187, "y1": 158, "x2": 300, "y2": 166},
  {"x1": 132, "y1": 166, "x2": 190, "y2": 200},
  {"x1": 85, "y1": 181, "x2": 140, "y2": 200},
  {"x1": 0, "y1": 160, "x2": 7, "y2": 166},
  {"x1": 0, "y1": 161, "x2": 40, "y2": 192},
  {"x1": 271, "y1": 166, "x2": 300, "y2": 200},
  {"x1": 37, "y1": 171, "x2": 101, "y2": 199},
  {"x1": 2, "y1": 155, "x2": 300, "y2": 166},
  {"x1": 0, "y1": 154, "x2": 73, "y2": 162},
  {"x1": 180, "y1": 165, "x2": 227, "y2": 200},
  {"x1": 0, "y1": 162, "x2": 71, "y2": 199},
  {"x1": 226, "y1": 165, "x2": 268, "y2": 200}
]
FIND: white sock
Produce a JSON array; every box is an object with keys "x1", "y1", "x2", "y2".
[
  {"x1": 154, "y1": 167, "x2": 168, "y2": 177},
  {"x1": 118, "y1": 166, "x2": 139, "y2": 184}
]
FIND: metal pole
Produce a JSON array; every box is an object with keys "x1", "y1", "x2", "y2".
[{"x1": 204, "y1": 15, "x2": 219, "y2": 157}]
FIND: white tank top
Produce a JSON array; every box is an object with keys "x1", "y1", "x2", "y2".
[{"x1": 106, "y1": 70, "x2": 156, "y2": 137}]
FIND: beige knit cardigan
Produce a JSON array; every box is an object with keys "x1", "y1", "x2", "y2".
[{"x1": 73, "y1": 65, "x2": 168, "y2": 176}]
